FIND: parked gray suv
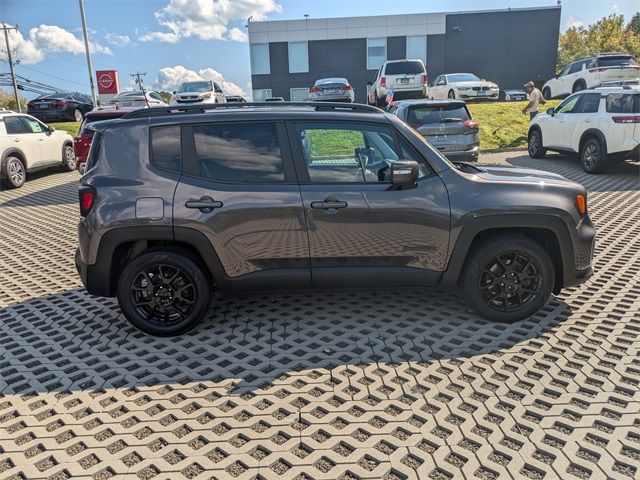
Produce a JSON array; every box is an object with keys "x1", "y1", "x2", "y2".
[{"x1": 76, "y1": 102, "x2": 595, "y2": 336}]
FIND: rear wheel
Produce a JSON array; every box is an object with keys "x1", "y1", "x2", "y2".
[
  {"x1": 2, "y1": 156, "x2": 26, "y2": 188},
  {"x1": 580, "y1": 137, "x2": 606, "y2": 174},
  {"x1": 74, "y1": 109, "x2": 83, "y2": 123},
  {"x1": 528, "y1": 129, "x2": 547, "y2": 158},
  {"x1": 461, "y1": 236, "x2": 554, "y2": 323},
  {"x1": 448, "y1": 89, "x2": 456, "y2": 99},
  {"x1": 61, "y1": 144, "x2": 76, "y2": 171},
  {"x1": 117, "y1": 250, "x2": 212, "y2": 336}
]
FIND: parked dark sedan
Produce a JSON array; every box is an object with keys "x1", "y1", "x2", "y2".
[
  {"x1": 388, "y1": 99, "x2": 480, "y2": 161},
  {"x1": 27, "y1": 92, "x2": 93, "y2": 123}
]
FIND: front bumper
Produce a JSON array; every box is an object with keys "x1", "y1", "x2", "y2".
[{"x1": 458, "y1": 91, "x2": 499, "y2": 100}]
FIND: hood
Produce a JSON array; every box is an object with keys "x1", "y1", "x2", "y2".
[
  {"x1": 452, "y1": 81, "x2": 497, "y2": 88},
  {"x1": 467, "y1": 165, "x2": 579, "y2": 188}
]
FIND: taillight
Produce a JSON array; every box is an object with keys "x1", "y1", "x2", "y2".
[
  {"x1": 79, "y1": 186, "x2": 96, "y2": 216},
  {"x1": 576, "y1": 194, "x2": 587, "y2": 216},
  {"x1": 310, "y1": 86, "x2": 321, "y2": 92},
  {"x1": 54, "y1": 100, "x2": 68, "y2": 107},
  {"x1": 462, "y1": 119, "x2": 479, "y2": 130},
  {"x1": 339, "y1": 84, "x2": 352, "y2": 90},
  {"x1": 380, "y1": 77, "x2": 386, "y2": 87},
  {"x1": 612, "y1": 115, "x2": 640, "y2": 123},
  {"x1": 422, "y1": 74, "x2": 428, "y2": 84}
]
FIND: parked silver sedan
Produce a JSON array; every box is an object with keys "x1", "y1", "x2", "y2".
[
  {"x1": 309, "y1": 77, "x2": 355, "y2": 103},
  {"x1": 109, "y1": 91, "x2": 168, "y2": 108},
  {"x1": 389, "y1": 99, "x2": 480, "y2": 161}
]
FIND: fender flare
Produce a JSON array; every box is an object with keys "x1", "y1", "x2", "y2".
[{"x1": 578, "y1": 128, "x2": 607, "y2": 155}]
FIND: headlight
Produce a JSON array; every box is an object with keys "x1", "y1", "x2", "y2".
[
  {"x1": 201, "y1": 93, "x2": 211, "y2": 99},
  {"x1": 490, "y1": 85, "x2": 499, "y2": 90}
]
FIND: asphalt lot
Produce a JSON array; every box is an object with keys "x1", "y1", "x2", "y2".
[{"x1": 0, "y1": 152, "x2": 639, "y2": 480}]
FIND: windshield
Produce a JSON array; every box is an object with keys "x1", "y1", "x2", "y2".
[
  {"x1": 407, "y1": 105, "x2": 470, "y2": 125},
  {"x1": 447, "y1": 74, "x2": 480, "y2": 83},
  {"x1": 178, "y1": 81, "x2": 212, "y2": 93},
  {"x1": 385, "y1": 61, "x2": 425, "y2": 75},
  {"x1": 596, "y1": 56, "x2": 637, "y2": 67}
]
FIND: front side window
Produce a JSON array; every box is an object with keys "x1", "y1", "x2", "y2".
[
  {"x1": 574, "y1": 93, "x2": 601, "y2": 113},
  {"x1": 568, "y1": 62, "x2": 583, "y2": 74},
  {"x1": 3, "y1": 116, "x2": 29, "y2": 134},
  {"x1": 192, "y1": 123, "x2": 284, "y2": 183},
  {"x1": 556, "y1": 94, "x2": 581, "y2": 114},
  {"x1": 23, "y1": 116, "x2": 47, "y2": 133},
  {"x1": 406, "y1": 35, "x2": 427, "y2": 65},
  {"x1": 294, "y1": 123, "x2": 428, "y2": 183},
  {"x1": 558, "y1": 64, "x2": 571, "y2": 77},
  {"x1": 288, "y1": 41, "x2": 309, "y2": 73},
  {"x1": 367, "y1": 38, "x2": 387, "y2": 70},
  {"x1": 606, "y1": 93, "x2": 639, "y2": 113},
  {"x1": 150, "y1": 125, "x2": 181, "y2": 172},
  {"x1": 252, "y1": 89, "x2": 272, "y2": 102},
  {"x1": 250, "y1": 43, "x2": 270, "y2": 75}
]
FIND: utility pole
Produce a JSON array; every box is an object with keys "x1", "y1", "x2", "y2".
[
  {"x1": 78, "y1": 0, "x2": 97, "y2": 107},
  {"x1": 1, "y1": 23, "x2": 21, "y2": 112},
  {"x1": 131, "y1": 72, "x2": 150, "y2": 107}
]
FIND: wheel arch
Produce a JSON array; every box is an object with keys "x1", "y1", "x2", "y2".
[
  {"x1": 578, "y1": 128, "x2": 607, "y2": 154},
  {"x1": 1, "y1": 148, "x2": 28, "y2": 179},
  {"x1": 572, "y1": 78, "x2": 587, "y2": 92}
]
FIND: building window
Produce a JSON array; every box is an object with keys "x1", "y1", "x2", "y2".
[
  {"x1": 250, "y1": 43, "x2": 270, "y2": 75},
  {"x1": 252, "y1": 89, "x2": 272, "y2": 102},
  {"x1": 367, "y1": 37, "x2": 386, "y2": 70},
  {"x1": 406, "y1": 35, "x2": 427, "y2": 65},
  {"x1": 288, "y1": 41, "x2": 309, "y2": 73},
  {"x1": 290, "y1": 88, "x2": 310, "y2": 101}
]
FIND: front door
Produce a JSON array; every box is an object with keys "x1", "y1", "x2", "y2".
[
  {"x1": 22, "y1": 116, "x2": 60, "y2": 164},
  {"x1": 288, "y1": 120, "x2": 451, "y2": 288},
  {"x1": 544, "y1": 94, "x2": 582, "y2": 147},
  {"x1": 172, "y1": 120, "x2": 310, "y2": 289}
]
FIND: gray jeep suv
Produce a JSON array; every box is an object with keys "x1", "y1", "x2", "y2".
[{"x1": 76, "y1": 102, "x2": 595, "y2": 336}]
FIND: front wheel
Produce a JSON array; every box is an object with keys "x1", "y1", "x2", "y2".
[
  {"x1": 61, "y1": 144, "x2": 76, "y2": 171},
  {"x1": 580, "y1": 137, "x2": 606, "y2": 174},
  {"x1": 447, "y1": 89, "x2": 456, "y2": 99},
  {"x1": 461, "y1": 236, "x2": 554, "y2": 323},
  {"x1": 117, "y1": 251, "x2": 212, "y2": 336},
  {"x1": 528, "y1": 129, "x2": 547, "y2": 158}
]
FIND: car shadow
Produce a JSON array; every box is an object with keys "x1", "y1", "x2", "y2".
[
  {"x1": 0, "y1": 287, "x2": 572, "y2": 397},
  {"x1": 500, "y1": 153, "x2": 640, "y2": 193},
  {"x1": 0, "y1": 178, "x2": 78, "y2": 207}
]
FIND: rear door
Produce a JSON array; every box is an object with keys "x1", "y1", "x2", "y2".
[
  {"x1": 21, "y1": 115, "x2": 61, "y2": 163},
  {"x1": 562, "y1": 92, "x2": 601, "y2": 151},
  {"x1": 172, "y1": 120, "x2": 310, "y2": 289},
  {"x1": 287, "y1": 120, "x2": 450, "y2": 288}
]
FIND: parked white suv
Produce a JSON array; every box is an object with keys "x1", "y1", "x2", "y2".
[
  {"x1": 368, "y1": 59, "x2": 428, "y2": 107},
  {"x1": 1, "y1": 110, "x2": 75, "y2": 188},
  {"x1": 170, "y1": 80, "x2": 227, "y2": 105},
  {"x1": 528, "y1": 86, "x2": 640, "y2": 173},
  {"x1": 542, "y1": 53, "x2": 639, "y2": 99}
]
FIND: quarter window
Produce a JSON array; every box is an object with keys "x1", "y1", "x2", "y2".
[
  {"x1": 191, "y1": 123, "x2": 284, "y2": 183},
  {"x1": 288, "y1": 41, "x2": 309, "y2": 73},
  {"x1": 606, "y1": 93, "x2": 639, "y2": 113},
  {"x1": 150, "y1": 126, "x2": 181, "y2": 172},
  {"x1": 294, "y1": 123, "x2": 428, "y2": 183},
  {"x1": 367, "y1": 38, "x2": 387, "y2": 70}
]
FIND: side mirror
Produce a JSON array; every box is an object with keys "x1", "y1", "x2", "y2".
[
  {"x1": 546, "y1": 107, "x2": 555, "y2": 116},
  {"x1": 366, "y1": 81, "x2": 372, "y2": 86},
  {"x1": 48, "y1": 126, "x2": 55, "y2": 133},
  {"x1": 172, "y1": 91, "x2": 177, "y2": 95},
  {"x1": 391, "y1": 160, "x2": 419, "y2": 188}
]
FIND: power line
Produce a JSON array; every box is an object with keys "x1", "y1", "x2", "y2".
[{"x1": 16, "y1": 63, "x2": 90, "y2": 88}]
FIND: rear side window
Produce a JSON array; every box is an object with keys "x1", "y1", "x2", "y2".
[
  {"x1": 150, "y1": 125, "x2": 181, "y2": 172},
  {"x1": 3, "y1": 116, "x2": 28, "y2": 134},
  {"x1": 191, "y1": 123, "x2": 284, "y2": 183},
  {"x1": 385, "y1": 61, "x2": 425, "y2": 75},
  {"x1": 407, "y1": 105, "x2": 470, "y2": 126},
  {"x1": 606, "y1": 93, "x2": 639, "y2": 113}
]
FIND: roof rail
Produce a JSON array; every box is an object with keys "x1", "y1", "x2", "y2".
[{"x1": 121, "y1": 101, "x2": 384, "y2": 119}]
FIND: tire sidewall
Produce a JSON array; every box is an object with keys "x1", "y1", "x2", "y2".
[
  {"x1": 74, "y1": 109, "x2": 83, "y2": 123},
  {"x1": 62, "y1": 144, "x2": 76, "y2": 171},
  {"x1": 461, "y1": 236, "x2": 554, "y2": 323},
  {"x1": 581, "y1": 138, "x2": 604, "y2": 174},
  {"x1": 117, "y1": 251, "x2": 211, "y2": 336},
  {"x1": 528, "y1": 129, "x2": 545, "y2": 158},
  {"x1": 4, "y1": 156, "x2": 26, "y2": 188}
]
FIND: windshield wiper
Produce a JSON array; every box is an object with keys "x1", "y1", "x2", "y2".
[{"x1": 440, "y1": 117, "x2": 463, "y2": 123}]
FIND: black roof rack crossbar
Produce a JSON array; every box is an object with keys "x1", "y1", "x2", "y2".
[{"x1": 121, "y1": 101, "x2": 384, "y2": 119}]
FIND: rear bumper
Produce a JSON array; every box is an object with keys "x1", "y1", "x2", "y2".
[
  {"x1": 309, "y1": 96, "x2": 353, "y2": 103},
  {"x1": 28, "y1": 110, "x2": 73, "y2": 121},
  {"x1": 441, "y1": 146, "x2": 480, "y2": 161}
]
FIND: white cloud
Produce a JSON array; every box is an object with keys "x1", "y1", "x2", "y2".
[
  {"x1": 154, "y1": 65, "x2": 246, "y2": 97},
  {"x1": 104, "y1": 32, "x2": 131, "y2": 47},
  {"x1": 1, "y1": 24, "x2": 112, "y2": 65},
  {"x1": 565, "y1": 15, "x2": 584, "y2": 30},
  {"x1": 140, "y1": 0, "x2": 280, "y2": 43},
  {"x1": 228, "y1": 27, "x2": 248, "y2": 43}
]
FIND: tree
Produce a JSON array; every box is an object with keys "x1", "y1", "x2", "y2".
[
  {"x1": 629, "y1": 12, "x2": 640, "y2": 35},
  {"x1": 557, "y1": 14, "x2": 640, "y2": 72},
  {"x1": 0, "y1": 90, "x2": 27, "y2": 111}
]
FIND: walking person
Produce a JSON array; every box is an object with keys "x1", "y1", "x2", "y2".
[{"x1": 522, "y1": 81, "x2": 545, "y2": 120}]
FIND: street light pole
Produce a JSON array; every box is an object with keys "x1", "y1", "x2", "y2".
[
  {"x1": 78, "y1": 0, "x2": 97, "y2": 107},
  {"x1": 1, "y1": 23, "x2": 21, "y2": 112}
]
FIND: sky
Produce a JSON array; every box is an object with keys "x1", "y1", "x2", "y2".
[{"x1": 1, "y1": 0, "x2": 639, "y2": 100}]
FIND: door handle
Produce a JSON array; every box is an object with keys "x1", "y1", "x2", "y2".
[
  {"x1": 185, "y1": 196, "x2": 223, "y2": 213},
  {"x1": 584, "y1": 119, "x2": 591, "y2": 123},
  {"x1": 13, "y1": 138, "x2": 19, "y2": 143},
  {"x1": 310, "y1": 201, "x2": 348, "y2": 210}
]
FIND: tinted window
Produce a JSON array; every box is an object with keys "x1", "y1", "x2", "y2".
[
  {"x1": 150, "y1": 126, "x2": 181, "y2": 172},
  {"x1": 574, "y1": 93, "x2": 601, "y2": 113},
  {"x1": 85, "y1": 129, "x2": 101, "y2": 172},
  {"x1": 192, "y1": 123, "x2": 284, "y2": 183},
  {"x1": 407, "y1": 105, "x2": 470, "y2": 126},
  {"x1": 384, "y1": 60, "x2": 424, "y2": 75},
  {"x1": 3, "y1": 116, "x2": 28, "y2": 134},
  {"x1": 294, "y1": 123, "x2": 428, "y2": 183},
  {"x1": 606, "y1": 93, "x2": 640, "y2": 113},
  {"x1": 597, "y1": 56, "x2": 637, "y2": 67}
]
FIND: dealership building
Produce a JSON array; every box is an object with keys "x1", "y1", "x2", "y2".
[{"x1": 247, "y1": 5, "x2": 561, "y2": 103}]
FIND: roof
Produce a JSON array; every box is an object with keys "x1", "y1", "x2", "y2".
[{"x1": 391, "y1": 99, "x2": 466, "y2": 107}]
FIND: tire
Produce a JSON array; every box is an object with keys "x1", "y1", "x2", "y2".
[
  {"x1": 74, "y1": 109, "x2": 83, "y2": 123},
  {"x1": 117, "y1": 250, "x2": 212, "y2": 336},
  {"x1": 448, "y1": 89, "x2": 456, "y2": 99},
  {"x1": 61, "y1": 144, "x2": 76, "y2": 171},
  {"x1": 528, "y1": 129, "x2": 547, "y2": 158},
  {"x1": 542, "y1": 87, "x2": 551, "y2": 100},
  {"x1": 2, "y1": 156, "x2": 26, "y2": 188},
  {"x1": 580, "y1": 137, "x2": 606, "y2": 174},
  {"x1": 572, "y1": 80, "x2": 586, "y2": 93},
  {"x1": 461, "y1": 235, "x2": 554, "y2": 323}
]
